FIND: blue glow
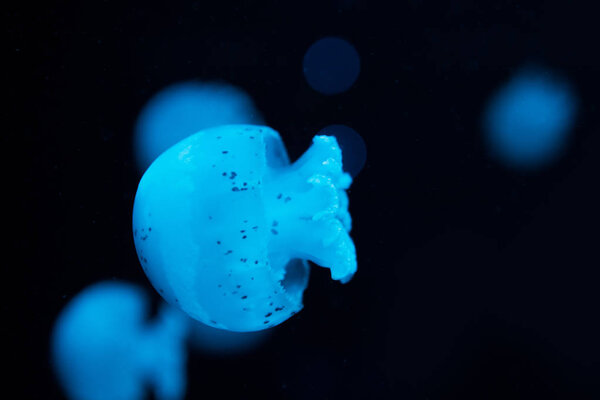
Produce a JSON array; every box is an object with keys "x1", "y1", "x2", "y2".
[
  {"x1": 303, "y1": 37, "x2": 360, "y2": 95},
  {"x1": 134, "y1": 81, "x2": 263, "y2": 172},
  {"x1": 51, "y1": 282, "x2": 189, "y2": 400},
  {"x1": 189, "y1": 321, "x2": 268, "y2": 356},
  {"x1": 483, "y1": 67, "x2": 577, "y2": 169},
  {"x1": 133, "y1": 125, "x2": 357, "y2": 332},
  {"x1": 317, "y1": 124, "x2": 367, "y2": 177}
]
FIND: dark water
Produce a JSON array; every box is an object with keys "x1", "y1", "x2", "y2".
[{"x1": 9, "y1": 1, "x2": 600, "y2": 399}]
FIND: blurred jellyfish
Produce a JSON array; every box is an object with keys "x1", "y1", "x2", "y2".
[
  {"x1": 133, "y1": 125, "x2": 358, "y2": 332},
  {"x1": 482, "y1": 67, "x2": 577, "y2": 170},
  {"x1": 317, "y1": 124, "x2": 367, "y2": 177},
  {"x1": 189, "y1": 321, "x2": 268, "y2": 356},
  {"x1": 303, "y1": 37, "x2": 360, "y2": 95},
  {"x1": 134, "y1": 81, "x2": 264, "y2": 172},
  {"x1": 51, "y1": 281, "x2": 189, "y2": 400}
]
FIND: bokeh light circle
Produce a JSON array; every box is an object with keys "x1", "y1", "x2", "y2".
[
  {"x1": 303, "y1": 37, "x2": 360, "y2": 95},
  {"x1": 482, "y1": 67, "x2": 577, "y2": 170},
  {"x1": 134, "y1": 81, "x2": 263, "y2": 173},
  {"x1": 317, "y1": 124, "x2": 366, "y2": 177}
]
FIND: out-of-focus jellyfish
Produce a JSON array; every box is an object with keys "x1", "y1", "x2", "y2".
[
  {"x1": 482, "y1": 67, "x2": 577, "y2": 170},
  {"x1": 317, "y1": 124, "x2": 367, "y2": 178},
  {"x1": 189, "y1": 321, "x2": 268, "y2": 356},
  {"x1": 51, "y1": 281, "x2": 189, "y2": 400},
  {"x1": 303, "y1": 37, "x2": 360, "y2": 95},
  {"x1": 133, "y1": 124, "x2": 357, "y2": 332},
  {"x1": 134, "y1": 81, "x2": 263, "y2": 172}
]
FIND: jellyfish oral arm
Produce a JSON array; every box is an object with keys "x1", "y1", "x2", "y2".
[{"x1": 264, "y1": 135, "x2": 356, "y2": 283}]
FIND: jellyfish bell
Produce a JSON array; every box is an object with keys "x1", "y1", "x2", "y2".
[
  {"x1": 132, "y1": 124, "x2": 358, "y2": 332},
  {"x1": 51, "y1": 281, "x2": 189, "y2": 400}
]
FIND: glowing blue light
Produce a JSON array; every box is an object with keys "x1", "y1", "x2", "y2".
[
  {"x1": 303, "y1": 37, "x2": 360, "y2": 95},
  {"x1": 317, "y1": 124, "x2": 367, "y2": 177},
  {"x1": 483, "y1": 67, "x2": 577, "y2": 169},
  {"x1": 134, "y1": 81, "x2": 263, "y2": 172},
  {"x1": 189, "y1": 322, "x2": 268, "y2": 356},
  {"x1": 132, "y1": 125, "x2": 357, "y2": 332},
  {"x1": 51, "y1": 282, "x2": 189, "y2": 400}
]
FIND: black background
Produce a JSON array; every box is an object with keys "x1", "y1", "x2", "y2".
[{"x1": 8, "y1": 1, "x2": 600, "y2": 399}]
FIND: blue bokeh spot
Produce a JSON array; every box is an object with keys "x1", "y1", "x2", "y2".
[
  {"x1": 134, "y1": 81, "x2": 263, "y2": 172},
  {"x1": 189, "y1": 321, "x2": 268, "y2": 356},
  {"x1": 483, "y1": 67, "x2": 577, "y2": 170},
  {"x1": 317, "y1": 124, "x2": 367, "y2": 177},
  {"x1": 303, "y1": 37, "x2": 360, "y2": 95}
]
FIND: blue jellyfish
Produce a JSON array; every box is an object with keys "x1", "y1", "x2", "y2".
[
  {"x1": 51, "y1": 282, "x2": 189, "y2": 400},
  {"x1": 482, "y1": 67, "x2": 577, "y2": 170},
  {"x1": 133, "y1": 125, "x2": 357, "y2": 332},
  {"x1": 303, "y1": 37, "x2": 360, "y2": 95},
  {"x1": 134, "y1": 81, "x2": 263, "y2": 172}
]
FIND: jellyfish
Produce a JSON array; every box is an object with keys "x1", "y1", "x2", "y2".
[
  {"x1": 133, "y1": 124, "x2": 357, "y2": 332},
  {"x1": 134, "y1": 81, "x2": 263, "y2": 172},
  {"x1": 51, "y1": 281, "x2": 189, "y2": 400},
  {"x1": 482, "y1": 66, "x2": 577, "y2": 170}
]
